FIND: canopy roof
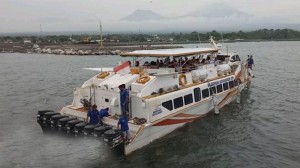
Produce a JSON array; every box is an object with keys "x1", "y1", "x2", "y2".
[
  {"x1": 120, "y1": 48, "x2": 219, "y2": 57},
  {"x1": 83, "y1": 67, "x2": 113, "y2": 72}
]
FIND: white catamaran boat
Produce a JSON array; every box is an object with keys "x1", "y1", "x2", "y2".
[{"x1": 43, "y1": 37, "x2": 253, "y2": 155}]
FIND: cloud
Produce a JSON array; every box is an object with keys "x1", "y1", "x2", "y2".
[
  {"x1": 0, "y1": 0, "x2": 299, "y2": 33},
  {"x1": 202, "y1": 3, "x2": 251, "y2": 18},
  {"x1": 115, "y1": 4, "x2": 255, "y2": 32},
  {"x1": 183, "y1": 3, "x2": 251, "y2": 19}
]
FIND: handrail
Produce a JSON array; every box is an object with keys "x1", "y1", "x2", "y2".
[{"x1": 128, "y1": 125, "x2": 145, "y2": 145}]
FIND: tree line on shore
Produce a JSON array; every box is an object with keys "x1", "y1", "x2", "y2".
[{"x1": 1, "y1": 29, "x2": 300, "y2": 44}]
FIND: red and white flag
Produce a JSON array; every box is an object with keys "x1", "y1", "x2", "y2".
[{"x1": 113, "y1": 61, "x2": 130, "y2": 75}]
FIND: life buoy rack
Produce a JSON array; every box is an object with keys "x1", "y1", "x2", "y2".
[
  {"x1": 97, "y1": 71, "x2": 110, "y2": 79},
  {"x1": 136, "y1": 75, "x2": 150, "y2": 84},
  {"x1": 179, "y1": 73, "x2": 187, "y2": 86}
]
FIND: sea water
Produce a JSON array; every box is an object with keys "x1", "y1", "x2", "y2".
[{"x1": 0, "y1": 41, "x2": 300, "y2": 168}]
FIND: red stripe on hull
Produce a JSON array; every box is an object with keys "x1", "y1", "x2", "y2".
[
  {"x1": 154, "y1": 118, "x2": 197, "y2": 126},
  {"x1": 235, "y1": 71, "x2": 242, "y2": 80},
  {"x1": 174, "y1": 113, "x2": 199, "y2": 117},
  {"x1": 217, "y1": 89, "x2": 236, "y2": 108},
  {"x1": 235, "y1": 64, "x2": 247, "y2": 80}
]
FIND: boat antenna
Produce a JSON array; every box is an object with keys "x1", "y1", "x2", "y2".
[
  {"x1": 220, "y1": 32, "x2": 224, "y2": 49},
  {"x1": 227, "y1": 46, "x2": 229, "y2": 55},
  {"x1": 93, "y1": 85, "x2": 96, "y2": 105},
  {"x1": 197, "y1": 32, "x2": 201, "y2": 44},
  {"x1": 209, "y1": 36, "x2": 218, "y2": 49},
  {"x1": 221, "y1": 32, "x2": 224, "y2": 45},
  {"x1": 39, "y1": 24, "x2": 43, "y2": 38}
]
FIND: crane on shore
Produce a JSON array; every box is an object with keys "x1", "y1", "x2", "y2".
[{"x1": 99, "y1": 20, "x2": 103, "y2": 48}]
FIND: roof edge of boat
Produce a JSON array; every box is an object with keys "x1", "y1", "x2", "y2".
[{"x1": 119, "y1": 48, "x2": 219, "y2": 57}]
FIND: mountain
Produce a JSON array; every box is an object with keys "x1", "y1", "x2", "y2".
[{"x1": 121, "y1": 10, "x2": 165, "y2": 22}]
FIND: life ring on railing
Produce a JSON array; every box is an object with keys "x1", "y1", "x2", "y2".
[
  {"x1": 179, "y1": 73, "x2": 187, "y2": 86},
  {"x1": 136, "y1": 75, "x2": 150, "y2": 84},
  {"x1": 97, "y1": 71, "x2": 110, "y2": 79}
]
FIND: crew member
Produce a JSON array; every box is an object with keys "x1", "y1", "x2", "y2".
[
  {"x1": 117, "y1": 112, "x2": 130, "y2": 142},
  {"x1": 86, "y1": 104, "x2": 99, "y2": 126},
  {"x1": 247, "y1": 55, "x2": 255, "y2": 70},
  {"x1": 98, "y1": 107, "x2": 109, "y2": 125},
  {"x1": 119, "y1": 84, "x2": 129, "y2": 115}
]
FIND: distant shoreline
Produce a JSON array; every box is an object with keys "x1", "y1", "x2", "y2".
[
  {"x1": 2, "y1": 28, "x2": 300, "y2": 54},
  {"x1": 0, "y1": 43, "x2": 184, "y2": 55},
  {"x1": 1, "y1": 40, "x2": 299, "y2": 55}
]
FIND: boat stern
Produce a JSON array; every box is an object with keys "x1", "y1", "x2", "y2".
[{"x1": 60, "y1": 105, "x2": 87, "y2": 121}]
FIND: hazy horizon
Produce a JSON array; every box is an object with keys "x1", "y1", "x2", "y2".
[{"x1": 1, "y1": 0, "x2": 300, "y2": 34}]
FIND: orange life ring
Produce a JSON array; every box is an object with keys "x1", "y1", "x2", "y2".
[
  {"x1": 179, "y1": 73, "x2": 187, "y2": 86},
  {"x1": 136, "y1": 75, "x2": 150, "y2": 84},
  {"x1": 97, "y1": 71, "x2": 109, "y2": 79}
]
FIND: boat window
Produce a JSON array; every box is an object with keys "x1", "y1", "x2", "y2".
[
  {"x1": 229, "y1": 81, "x2": 235, "y2": 88},
  {"x1": 184, "y1": 94, "x2": 193, "y2": 105},
  {"x1": 230, "y1": 55, "x2": 236, "y2": 62},
  {"x1": 202, "y1": 88, "x2": 209, "y2": 99},
  {"x1": 223, "y1": 82, "x2": 229, "y2": 91},
  {"x1": 174, "y1": 97, "x2": 183, "y2": 109},
  {"x1": 209, "y1": 86, "x2": 216, "y2": 95},
  {"x1": 105, "y1": 98, "x2": 110, "y2": 102},
  {"x1": 234, "y1": 80, "x2": 239, "y2": 86},
  {"x1": 230, "y1": 55, "x2": 241, "y2": 62},
  {"x1": 216, "y1": 84, "x2": 223, "y2": 93},
  {"x1": 162, "y1": 100, "x2": 173, "y2": 111},
  {"x1": 194, "y1": 88, "x2": 201, "y2": 102}
]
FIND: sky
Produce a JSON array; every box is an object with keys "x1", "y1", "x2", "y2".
[{"x1": 0, "y1": 0, "x2": 300, "y2": 34}]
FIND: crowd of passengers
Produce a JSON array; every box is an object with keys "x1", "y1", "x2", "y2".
[{"x1": 131, "y1": 55, "x2": 229, "y2": 72}]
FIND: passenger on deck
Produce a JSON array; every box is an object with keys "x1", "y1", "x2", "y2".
[
  {"x1": 200, "y1": 58, "x2": 206, "y2": 64},
  {"x1": 143, "y1": 61, "x2": 150, "y2": 67},
  {"x1": 169, "y1": 58, "x2": 178, "y2": 68},
  {"x1": 178, "y1": 57, "x2": 183, "y2": 65},
  {"x1": 135, "y1": 61, "x2": 140, "y2": 67},
  {"x1": 214, "y1": 59, "x2": 221, "y2": 66},
  {"x1": 117, "y1": 112, "x2": 130, "y2": 142},
  {"x1": 191, "y1": 56, "x2": 196, "y2": 63},
  {"x1": 86, "y1": 104, "x2": 100, "y2": 126},
  {"x1": 164, "y1": 56, "x2": 170, "y2": 65},
  {"x1": 98, "y1": 107, "x2": 109, "y2": 125},
  {"x1": 184, "y1": 57, "x2": 188, "y2": 63},
  {"x1": 158, "y1": 60, "x2": 165, "y2": 67},
  {"x1": 205, "y1": 56, "x2": 211, "y2": 64},
  {"x1": 182, "y1": 64, "x2": 189, "y2": 72},
  {"x1": 150, "y1": 61, "x2": 158, "y2": 68}
]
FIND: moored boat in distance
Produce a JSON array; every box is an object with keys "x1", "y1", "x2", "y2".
[{"x1": 40, "y1": 36, "x2": 253, "y2": 155}]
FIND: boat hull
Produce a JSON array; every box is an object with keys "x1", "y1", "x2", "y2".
[{"x1": 125, "y1": 82, "x2": 246, "y2": 155}]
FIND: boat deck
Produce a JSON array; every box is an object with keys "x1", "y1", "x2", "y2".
[
  {"x1": 61, "y1": 105, "x2": 146, "y2": 127},
  {"x1": 143, "y1": 72, "x2": 235, "y2": 100}
]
